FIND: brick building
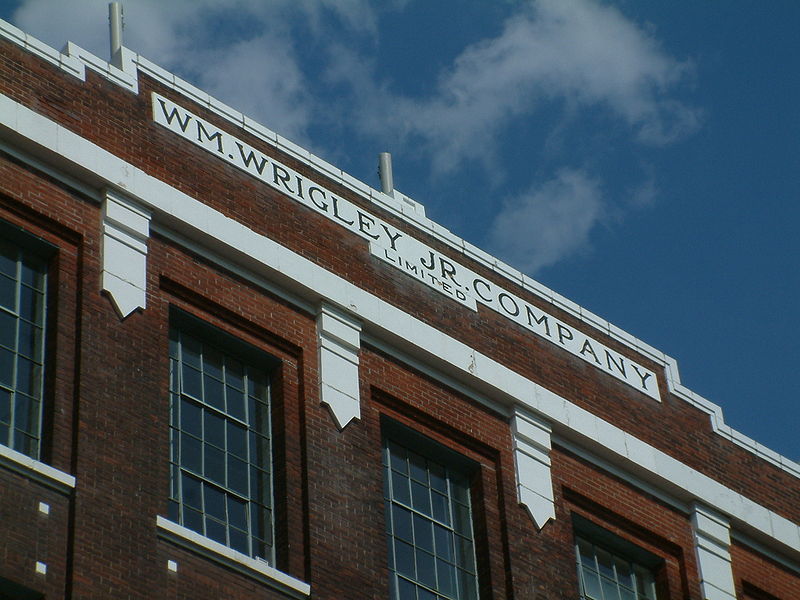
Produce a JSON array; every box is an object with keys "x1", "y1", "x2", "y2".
[{"x1": 0, "y1": 15, "x2": 798, "y2": 600}]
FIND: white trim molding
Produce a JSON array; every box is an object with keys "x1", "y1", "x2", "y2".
[
  {"x1": 156, "y1": 516, "x2": 310, "y2": 598},
  {"x1": 512, "y1": 408, "x2": 555, "y2": 529},
  {"x1": 692, "y1": 503, "x2": 737, "y2": 600},
  {"x1": 317, "y1": 303, "x2": 362, "y2": 429},
  {"x1": 0, "y1": 443, "x2": 76, "y2": 493},
  {"x1": 102, "y1": 190, "x2": 151, "y2": 318}
]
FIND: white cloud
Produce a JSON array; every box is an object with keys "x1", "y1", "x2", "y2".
[
  {"x1": 11, "y1": 0, "x2": 377, "y2": 142},
  {"x1": 337, "y1": 0, "x2": 700, "y2": 173},
  {"x1": 487, "y1": 169, "x2": 604, "y2": 273}
]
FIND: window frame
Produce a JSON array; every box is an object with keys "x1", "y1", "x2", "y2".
[
  {"x1": 382, "y1": 418, "x2": 480, "y2": 600},
  {"x1": 0, "y1": 220, "x2": 55, "y2": 462},
  {"x1": 167, "y1": 309, "x2": 279, "y2": 564},
  {"x1": 573, "y1": 514, "x2": 663, "y2": 600}
]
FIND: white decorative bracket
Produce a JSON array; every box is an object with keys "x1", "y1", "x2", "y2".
[
  {"x1": 511, "y1": 407, "x2": 556, "y2": 529},
  {"x1": 691, "y1": 503, "x2": 737, "y2": 600},
  {"x1": 317, "y1": 304, "x2": 362, "y2": 429},
  {"x1": 102, "y1": 190, "x2": 151, "y2": 319}
]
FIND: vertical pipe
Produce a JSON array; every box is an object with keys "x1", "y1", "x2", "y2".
[
  {"x1": 109, "y1": 2, "x2": 123, "y2": 67},
  {"x1": 379, "y1": 152, "x2": 394, "y2": 197}
]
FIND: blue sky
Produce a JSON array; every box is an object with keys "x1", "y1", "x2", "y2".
[{"x1": 1, "y1": 0, "x2": 798, "y2": 460}]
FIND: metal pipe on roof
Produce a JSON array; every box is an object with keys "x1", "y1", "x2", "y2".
[
  {"x1": 379, "y1": 152, "x2": 394, "y2": 197},
  {"x1": 109, "y1": 2, "x2": 123, "y2": 67}
]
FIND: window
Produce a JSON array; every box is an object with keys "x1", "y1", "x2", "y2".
[
  {"x1": 168, "y1": 315, "x2": 276, "y2": 563},
  {"x1": 0, "y1": 228, "x2": 50, "y2": 461},
  {"x1": 573, "y1": 516, "x2": 661, "y2": 600},
  {"x1": 383, "y1": 423, "x2": 479, "y2": 600}
]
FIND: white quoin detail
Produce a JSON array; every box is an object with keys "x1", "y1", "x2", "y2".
[
  {"x1": 691, "y1": 503, "x2": 737, "y2": 600},
  {"x1": 511, "y1": 408, "x2": 556, "y2": 529},
  {"x1": 316, "y1": 304, "x2": 362, "y2": 429},
  {"x1": 102, "y1": 190, "x2": 150, "y2": 318}
]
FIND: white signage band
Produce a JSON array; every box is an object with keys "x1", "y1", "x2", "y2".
[{"x1": 152, "y1": 93, "x2": 660, "y2": 401}]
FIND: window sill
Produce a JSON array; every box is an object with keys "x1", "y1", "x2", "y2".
[
  {"x1": 156, "y1": 516, "x2": 310, "y2": 598},
  {"x1": 0, "y1": 443, "x2": 75, "y2": 493}
]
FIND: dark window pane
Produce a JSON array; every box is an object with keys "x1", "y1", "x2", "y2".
[
  {"x1": 181, "y1": 364, "x2": 202, "y2": 398},
  {"x1": 601, "y1": 576, "x2": 622, "y2": 600},
  {"x1": 437, "y1": 558, "x2": 456, "y2": 597},
  {"x1": 452, "y1": 503, "x2": 471, "y2": 535},
  {"x1": 392, "y1": 470, "x2": 411, "y2": 505},
  {"x1": 205, "y1": 518, "x2": 226, "y2": 544},
  {"x1": 431, "y1": 491, "x2": 448, "y2": 524},
  {"x1": 20, "y1": 260, "x2": 45, "y2": 290},
  {"x1": 397, "y1": 577, "x2": 416, "y2": 600},
  {"x1": 413, "y1": 514, "x2": 434, "y2": 553},
  {"x1": 429, "y1": 463, "x2": 447, "y2": 494},
  {"x1": 0, "y1": 243, "x2": 15, "y2": 277},
  {"x1": 455, "y1": 535, "x2": 474, "y2": 571},
  {"x1": 581, "y1": 566, "x2": 603, "y2": 600},
  {"x1": 0, "y1": 275, "x2": 15, "y2": 311},
  {"x1": 228, "y1": 497, "x2": 247, "y2": 531},
  {"x1": 418, "y1": 589, "x2": 436, "y2": 600},
  {"x1": 203, "y1": 346, "x2": 224, "y2": 380},
  {"x1": 181, "y1": 434, "x2": 202, "y2": 473},
  {"x1": 0, "y1": 347, "x2": 13, "y2": 387},
  {"x1": 226, "y1": 359, "x2": 244, "y2": 390},
  {"x1": 181, "y1": 335, "x2": 202, "y2": 368},
  {"x1": 204, "y1": 444, "x2": 225, "y2": 485},
  {"x1": 0, "y1": 311, "x2": 15, "y2": 348},
  {"x1": 227, "y1": 385, "x2": 246, "y2": 420},
  {"x1": 0, "y1": 388, "x2": 11, "y2": 423},
  {"x1": 13, "y1": 395, "x2": 37, "y2": 434},
  {"x1": 203, "y1": 485, "x2": 226, "y2": 521},
  {"x1": 388, "y1": 441, "x2": 408, "y2": 474},
  {"x1": 434, "y1": 524, "x2": 453, "y2": 562},
  {"x1": 203, "y1": 375, "x2": 225, "y2": 409},
  {"x1": 393, "y1": 504, "x2": 413, "y2": 542},
  {"x1": 408, "y1": 451, "x2": 427, "y2": 483},
  {"x1": 183, "y1": 507, "x2": 203, "y2": 533},
  {"x1": 416, "y1": 549, "x2": 436, "y2": 588},
  {"x1": 13, "y1": 429, "x2": 36, "y2": 457},
  {"x1": 395, "y1": 540, "x2": 415, "y2": 578},
  {"x1": 230, "y1": 527, "x2": 249, "y2": 555},
  {"x1": 180, "y1": 399, "x2": 202, "y2": 437},
  {"x1": 227, "y1": 421, "x2": 247, "y2": 458},
  {"x1": 181, "y1": 474, "x2": 202, "y2": 509},
  {"x1": 411, "y1": 480, "x2": 431, "y2": 515},
  {"x1": 168, "y1": 500, "x2": 179, "y2": 522},
  {"x1": 228, "y1": 455, "x2": 248, "y2": 495},
  {"x1": 19, "y1": 286, "x2": 43, "y2": 322},
  {"x1": 204, "y1": 411, "x2": 225, "y2": 448},
  {"x1": 15, "y1": 357, "x2": 40, "y2": 397}
]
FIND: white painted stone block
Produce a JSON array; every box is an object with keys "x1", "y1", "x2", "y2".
[
  {"x1": 512, "y1": 408, "x2": 556, "y2": 529},
  {"x1": 317, "y1": 304, "x2": 362, "y2": 430},
  {"x1": 692, "y1": 503, "x2": 736, "y2": 600},
  {"x1": 102, "y1": 191, "x2": 151, "y2": 319}
]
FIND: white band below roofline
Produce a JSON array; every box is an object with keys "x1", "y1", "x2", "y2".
[{"x1": 1, "y1": 93, "x2": 799, "y2": 563}]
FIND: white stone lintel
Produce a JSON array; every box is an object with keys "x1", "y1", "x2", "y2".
[
  {"x1": 317, "y1": 304, "x2": 362, "y2": 429},
  {"x1": 102, "y1": 190, "x2": 151, "y2": 318},
  {"x1": 512, "y1": 407, "x2": 555, "y2": 530}
]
